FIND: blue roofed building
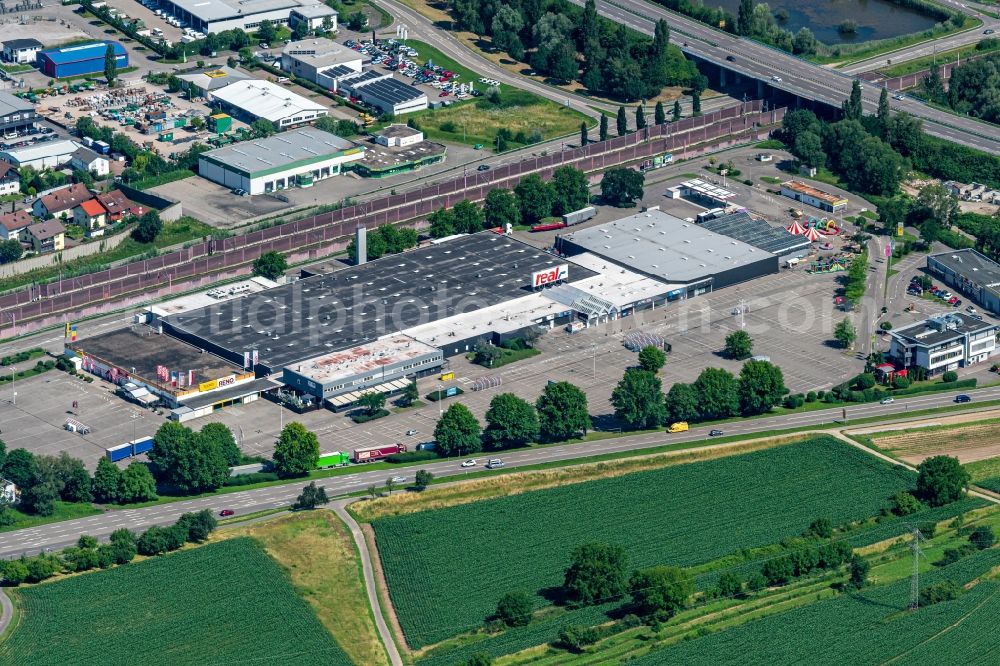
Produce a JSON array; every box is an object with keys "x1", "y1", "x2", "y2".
[{"x1": 37, "y1": 41, "x2": 127, "y2": 79}]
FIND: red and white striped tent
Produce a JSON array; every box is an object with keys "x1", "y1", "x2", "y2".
[
  {"x1": 804, "y1": 226, "x2": 823, "y2": 242},
  {"x1": 786, "y1": 220, "x2": 807, "y2": 235}
]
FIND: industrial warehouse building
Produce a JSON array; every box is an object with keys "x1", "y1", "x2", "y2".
[
  {"x1": 175, "y1": 66, "x2": 253, "y2": 99},
  {"x1": 36, "y1": 41, "x2": 127, "y2": 79},
  {"x1": 556, "y1": 209, "x2": 779, "y2": 298},
  {"x1": 0, "y1": 91, "x2": 38, "y2": 137},
  {"x1": 927, "y1": 249, "x2": 1000, "y2": 315},
  {"x1": 281, "y1": 38, "x2": 362, "y2": 85},
  {"x1": 155, "y1": 0, "x2": 334, "y2": 34},
  {"x1": 3, "y1": 140, "x2": 81, "y2": 170},
  {"x1": 211, "y1": 79, "x2": 328, "y2": 129},
  {"x1": 350, "y1": 76, "x2": 428, "y2": 115},
  {"x1": 780, "y1": 180, "x2": 848, "y2": 214},
  {"x1": 197, "y1": 127, "x2": 364, "y2": 195}
]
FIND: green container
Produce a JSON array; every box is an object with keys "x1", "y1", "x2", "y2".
[
  {"x1": 174, "y1": 118, "x2": 186, "y2": 128},
  {"x1": 209, "y1": 113, "x2": 232, "y2": 133},
  {"x1": 158, "y1": 132, "x2": 173, "y2": 142}
]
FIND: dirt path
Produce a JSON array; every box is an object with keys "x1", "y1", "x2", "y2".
[
  {"x1": 333, "y1": 501, "x2": 404, "y2": 666},
  {"x1": 0, "y1": 586, "x2": 13, "y2": 639}
]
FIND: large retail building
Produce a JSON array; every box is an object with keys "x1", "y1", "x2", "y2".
[{"x1": 155, "y1": 0, "x2": 335, "y2": 34}]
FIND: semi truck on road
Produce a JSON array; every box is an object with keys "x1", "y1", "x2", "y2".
[{"x1": 353, "y1": 443, "x2": 407, "y2": 463}]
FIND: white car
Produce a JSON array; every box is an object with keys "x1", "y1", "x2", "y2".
[
  {"x1": 390, "y1": 476, "x2": 406, "y2": 484},
  {"x1": 880, "y1": 397, "x2": 894, "y2": 405},
  {"x1": 772, "y1": 75, "x2": 782, "y2": 82},
  {"x1": 461, "y1": 459, "x2": 477, "y2": 468}
]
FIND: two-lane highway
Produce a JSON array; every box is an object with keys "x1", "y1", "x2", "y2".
[{"x1": 5, "y1": 385, "x2": 1000, "y2": 558}]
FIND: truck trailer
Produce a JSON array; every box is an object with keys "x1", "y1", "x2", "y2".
[
  {"x1": 562, "y1": 206, "x2": 597, "y2": 226},
  {"x1": 316, "y1": 451, "x2": 351, "y2": 468},
  {"x1": 131, "y1": 437, "x2": 154, "y2": 456},
  {"x1": 352, "y1": 443, "x2": 407, "y2": 463},
  {"x1": 105, "y1": 443, "x2": 132, "y2": 462}
]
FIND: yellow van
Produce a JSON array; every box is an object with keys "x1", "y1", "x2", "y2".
[{"x1": 667, "y1": 421, "x2": 689, "y2": 433}]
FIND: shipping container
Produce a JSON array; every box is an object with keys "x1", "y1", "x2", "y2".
[
  {"x1": 106, "y1": 443, "x2": 133, "y2": 462},
  {"x1": 131, "y1": 437, "x2": 154, "y2": 456},
  {"x1": 352, "y1": 443, "x2": 406, "y2": 463},
  {"x1": 94, "y1": 140, "x2": 110, "y2": 154},
  {"x1": 316, "y1": 451, "x2": 350, "y2": 468},
  {"x1": 208, "y1": 113, "x2": 232, "y2": 133},
  {"x1": 561, "y1": 206, "x2": 596, "y2": 226}
]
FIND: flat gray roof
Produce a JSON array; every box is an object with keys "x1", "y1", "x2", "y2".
[
  {"x1": 282, "y1": 38, "x2": 359, "y2": 68},
  {"x1": 200, "y1": 127, "x2": 355, "y2": 172},
  {"x1": 165, "y1": 0, "x2": 324, "y2": 22},
  {"x1": 892, "y1": 312, "x2": 996, "y2": 347},
  {"x1": 559, "y1": 209, "x2": 774, "y2": 284},
  {"x1": 930, "y1": 248, "x2": 1000, "y2": 287},
  {"x1": 0, "y1": 91, "x2": 35, "y2": 117}
]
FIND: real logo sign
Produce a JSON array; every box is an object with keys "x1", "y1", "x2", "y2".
[{"x1": 532, "y1": 264, "x2": 569, "y2": 288}]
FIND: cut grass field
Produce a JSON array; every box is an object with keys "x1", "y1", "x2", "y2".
[
  {"x1": 227, "y1": 511, "x2": 389, "y2": 666},
  {"x1": 370, "y1": 436, "x2": 915, "y2": 648},
  {"x1": 866, "y1": 417, "x2": 1000, "y2": 464},
  {"x1": 0, "y1": 538, "x2": 352, "y2": 665}
]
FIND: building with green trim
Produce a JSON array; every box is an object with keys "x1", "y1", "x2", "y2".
[
  {"x1": 352, "y1": 125, "x2": 446, "y2": 179},
  {"x1": 197, "y1": 127, "x2": 364, "y2": 195}
]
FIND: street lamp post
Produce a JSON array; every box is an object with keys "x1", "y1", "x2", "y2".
[{"x1": 10, "y1": 367, "x2": 15, "y2": 405}]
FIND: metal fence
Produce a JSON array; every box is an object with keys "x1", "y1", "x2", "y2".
[{"x1": 0, "y1": 104, "x2": 786, "y2": 334}]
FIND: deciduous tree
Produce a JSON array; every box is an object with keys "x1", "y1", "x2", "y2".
[
  {"x1": 434, "y1": 403, "x2": 482, "y2": 457},
  {"x1": 629, "y1": 566, "x2": 692, "y2": 617},
  {"x1": 514, "y1": 173, "x2": 555, "y2": 224},
  {"x1": 637, "y1": 345, "x2": 666, "y2": 372},
  {"x1": 738, "y1": 360, "x2": 786, "y2": 416},
  {"x1": 483, "y1": 188, "x2": 521, "y2": 228},
  {"x1": 600, "y1": 168, "x2": 644, "y2": 207},
  {"x1": 252, "y1": 250, "x2": 287, "y2": 280},
  {"x1": 692, "y1": 368, "x2": 739, "y2": 420},
  {"x1": 536, "y1": 381, "x2": 590, "y2": 441},
  {"x1": 550, "y1": 166, "x2": 590, "y2": 217},
  {"x1": 292, "y1": 481, "x2": 330, "y2": 510},
  {"x1": 916, "y1": 455, "x2": 969, "y2": 506},
  {"x1": 563, "y1": 543, "x2": 628, "y2": 606},
  {"x1": 611, "y1": 368, "x2": 666, "y2": 429},
  {"x1": 484, "y1": 393, "x2": 539, "y2": 449},
  {"x1": 723, "y1": 330, "x2": 753, "y2": 360},
  {"x1": 665, "y1": 383, "x2": 699, "y2": 423},
  {"x1": 494, "y1": 591, "x2": 533, "y2": 626},
  {"x1": 272, "y1": 422, "x2": 320, "y2": 478}
]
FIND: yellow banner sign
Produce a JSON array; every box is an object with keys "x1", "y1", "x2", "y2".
[
  {"x1": 440, "y1": 372, "x2": 455, "y2": 381},
  {"x1": 199, "y1": 379, "x2": 217, "y2": 392}
]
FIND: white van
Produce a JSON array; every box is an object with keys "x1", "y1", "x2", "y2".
[{"x1": 485, "y1": 458, "x2": 505, "y2": 469}]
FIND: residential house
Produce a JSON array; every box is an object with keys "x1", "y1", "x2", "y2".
[
  {"x1": 0, "y1": 478, "x2": 19, "y2": 504},
  {"x1": 0, "y1": 209, "x2": 32, "y2": 242},
  {"x1": 2, "y1": 38, "x2": 42, "y2": 64},
  {"x1": 26, "y1": 219, "x2": 65, "y2": 253},
  {"x1": 32, "y1": 183, "x2": 91, "y2": 220},
  {"x1": 73, "y1": 198, "x2": 108, "y2": 236},
  {"x1": 97, "y1": 189, "x2": 143, "y2": 222},
  {"x1": 0, "y1": 161, "x2": 20, "y2": 197},
  {"x1": 68, "y1": 146, "x2": 110, "y2": 178}
]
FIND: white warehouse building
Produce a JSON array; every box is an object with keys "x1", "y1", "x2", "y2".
[
  {"x1": 211, "y1": 79, "x2": 328, "y2": 129},
  {"x1": 197, "y1": 127, "x2": 364, "y2": 195},
  {"x1": 156, "y1": 0, "x2": 335, "y2": 34}
]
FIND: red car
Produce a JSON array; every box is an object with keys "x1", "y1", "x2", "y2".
[{"x1": 219, "y1": 509, "x2": 234, "y2": 517}]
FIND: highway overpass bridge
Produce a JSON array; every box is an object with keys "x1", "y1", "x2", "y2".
[{"x1": 581, "y1": 0, "x2": 1000, "y2": 155}]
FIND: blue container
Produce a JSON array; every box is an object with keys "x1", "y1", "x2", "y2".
[
  {"x1": 106, "y1": 443, "x2": 133, "y2": 462},
  {"x1": 131, "y1": 437, "x2": 154, "y2": 456}
]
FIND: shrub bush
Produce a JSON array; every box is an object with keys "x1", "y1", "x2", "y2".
[
  {"x1": 350, "y1": 408, "x2": 390, "y2": 424},
  {"x1": 942, "y1": 370, "x2": 958, "y2": 383},
  {"x1": 386, "y1": 450, "x2": 438, "y2": 464},
  {"x1": 224, "y1": 471, "x2": 279, "y2": 487}
]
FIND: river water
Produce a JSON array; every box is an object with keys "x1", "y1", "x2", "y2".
[{"x1": 711, "y1": 0, "x2": 941, "y2": 44}]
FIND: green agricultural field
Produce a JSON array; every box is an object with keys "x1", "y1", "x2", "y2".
[
  {"x1": 0, "y1": 538, "x2": 352, "y2": 666},
  {"x1": 372, "y1": 436, "x2": 915, "y2": 648},
  {"x1": 632, "y1": 547, "x2": 1000, "y2": 665}
]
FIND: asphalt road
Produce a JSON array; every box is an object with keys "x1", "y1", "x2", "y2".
[
  {"x1": 379, "y1": 0, "x2": 736, "y2": 125},
  {"x1": 578, "y1": 0, "x2": 1000, "y2": 154},
  {"x1": 840, "y1": 1, "x2": 1000, "y2": 75},
  {"x1": 4, "y1": 386, "x2": 1000, "y2": 559}
]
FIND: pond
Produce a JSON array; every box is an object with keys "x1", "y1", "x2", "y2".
[{"x1": 711, "y1": 0, "x2": 942, "y2": 45}]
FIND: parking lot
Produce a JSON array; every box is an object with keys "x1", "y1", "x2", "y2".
[{"x1": 0, "y1": 369, "x2": 162, "y2": 470}]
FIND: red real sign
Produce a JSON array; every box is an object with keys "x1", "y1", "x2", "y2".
[{"x1": 532, "y1": 264, "x2": 569, "y2": 288}]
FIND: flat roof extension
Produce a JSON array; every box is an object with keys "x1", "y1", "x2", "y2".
[
  {"x1": 289, "y1": 334, "x2": 440, "y2": 384},
  {"x1": 211, "y1": 80, "x2": 327, "y2": 123},
  {"x1": 781, "y1": 180, "x2": 848, "y2": 205},
  {"x1": 559, "y1": 209, "x2": 773, "y2": 285},
  {"x1": 700, "y1": 211, "x2": 811, "y2": 256}
]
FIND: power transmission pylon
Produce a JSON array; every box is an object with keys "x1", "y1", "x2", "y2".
[{"x1": 910, "y1": 528, "x2": 926, "y2": 611}]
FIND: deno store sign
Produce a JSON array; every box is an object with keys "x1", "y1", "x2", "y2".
[{"x1": 531, "y1": 264, "x2": 569, "y2": 288}]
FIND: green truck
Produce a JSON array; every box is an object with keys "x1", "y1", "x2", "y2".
[{"x1": 316, "y1": 452, "x2": 350, "y2": 469}]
